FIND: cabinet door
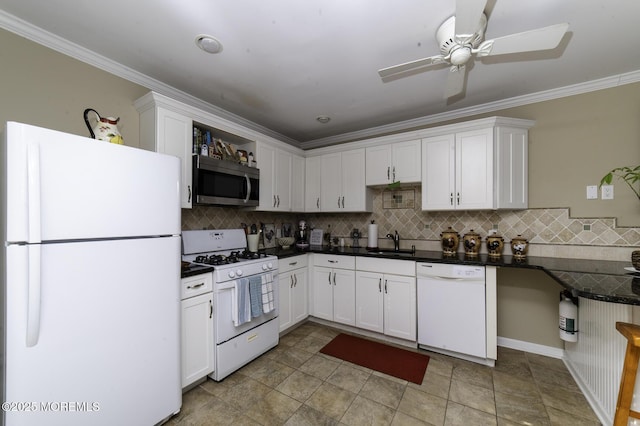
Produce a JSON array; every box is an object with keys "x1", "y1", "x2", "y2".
[
  {"x1": 333, "y1": 269, "x2": 356, "y2": 326},
  {"x1": 157, "y1": 108, "x2": 193, "y2": 208},
  {"x1": 312, "y1": 267, "x2": 334, "y2": 321},
  {"x1": 181, "y1": 292, "x2": 214, "y2": 388},
  {"x1": 341, "y1": 149, "x2": 366, "y2": 211},
  {"x1": 495, "y1": 126, "x2": 528, "y2": 209},
  {"x1": 456, "y1": 128, "x2": 493, "y2": 210},
  {"x1": 278, "y1": 271, "x2": 293, "y2": 332},
  {"x1": 291, "y1": 154, "x2": 306, "y2": 212},
  {"x1": 320, "y1": 153, "x2": 342, "y2": 211},
  {"x1": 392, "y1": 139, "x2": 422, "y2": 184},
  {"x1": 355, "y1": 271, "x2": 384, "y2": 333},
  {"x1": 305, "y1": 156, "x2": 322, "y2": 212},
  {"x1": 274, "y1": 149, "x2": 292, "y2": 211},
  {"x1": 422, "y1": 135, "x2": 455, "y2": 210},
  {"x1": 292, "y1": 269, "x2": 308, "y2": 325},
  {"x1": 365, "y1": 145, "x2": 392, "y2": 185},
  {"x1": 256, "y1": 143, "x2": 276, "y2": 210},
  {"x1": 383, "y1": 275, "x2": 416, "y2": 341}
]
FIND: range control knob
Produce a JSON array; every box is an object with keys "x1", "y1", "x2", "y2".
[
  {"x1": 236, "y1": 269, "x2": 243, "y2": 277},
  {"x1": 228, "y1": 270, "x2": 236, "y2": 279},
  {"x1": 262, "y1": 264, "x2": 268, "y2": 271},
  {"x1": 267, "y1": 262, "x2": 274, "y2": 270}
]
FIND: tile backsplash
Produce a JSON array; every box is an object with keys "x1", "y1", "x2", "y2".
[{"x1": 182, "y1": 185, "x2": 639, "y2": 262}]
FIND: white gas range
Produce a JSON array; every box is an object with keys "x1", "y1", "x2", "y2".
[{"x1": 182, "y1": 229, "x2": 279, "y2": 381}]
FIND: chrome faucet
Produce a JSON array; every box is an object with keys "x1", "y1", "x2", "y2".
[{"x1": 386, "y1": 230, "x2": 400, "y2": 251}]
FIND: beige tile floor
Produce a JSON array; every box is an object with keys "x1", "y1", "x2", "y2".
[{"x1": 166, "y1": 321, "x2": 602, "y2": 425}]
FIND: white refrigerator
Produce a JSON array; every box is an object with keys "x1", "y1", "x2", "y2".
[{"x1": 1, "y1": 122, "x2": 182, "y2": 425}]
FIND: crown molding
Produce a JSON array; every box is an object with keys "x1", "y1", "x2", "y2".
[
  {"x1": 300, "y1": 70, "x2": 640, "y2": 150},
  {"x1": 2, "y1": 9, "x2": 639, "y2": 151}
]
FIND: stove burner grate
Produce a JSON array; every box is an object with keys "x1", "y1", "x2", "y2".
[{"x1": 194, "y1": 250, "x2": 267, "y2": 265}]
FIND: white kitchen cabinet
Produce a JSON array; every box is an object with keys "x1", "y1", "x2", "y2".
[
  {"x1": 421, "y1": 119, "x2": 531, "y2": 211},
  {"x1": 279, "y1": 255, "x2": 308, "y2": 332},
  {"x1": 305, "y1": 156, "x2": 322, "y2": 212},
  {"x1": 318, "y1": 149, "x2": 373, "y2": 212},
  {"x1": 311, "y1": 254, "x2": 356, "y2": 326},
  {"x1": 366, "y1": 139, "x2": 421, "y2": 186},
  {"x1": 355, "y1": 257, "x2": 416, "y2": 341},
  {"x1": 256, "y1": 143, "x2": 305, "y2": 212},
  {"x1": 136, "y1": 99, "x2": 193, "y2": 209},
  {"x1": 180, "y1": 273, "x2": 214, "y2": 388}
]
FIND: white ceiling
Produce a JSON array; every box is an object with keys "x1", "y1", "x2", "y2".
[{"x1": 1, "y1": 0, "x2": 640, "y2": 148}]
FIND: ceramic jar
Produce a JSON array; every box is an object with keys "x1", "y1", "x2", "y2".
[
  {"x1": 511, "y1": 235, "x2": 529, "y2": 259},
  {"x1": 486, "y1": 232, "x2": 505, "y2": 258},
  {"x1": 463, "y1": 229, "x2": 481, "y2": 256},
  {"x1": 440, "y1": 226, "x2": 460, "y2": 255}
]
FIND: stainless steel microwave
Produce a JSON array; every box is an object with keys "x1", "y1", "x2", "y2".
[{"x1": 192, "y1": 155, "x2": 259, "y2": 207}]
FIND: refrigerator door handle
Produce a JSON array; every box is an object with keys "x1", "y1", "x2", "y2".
[
  {"x1": 27, "y1": 143, "x2": 42, "y2": 243},
  {"x1": 26, "y1": 245, "x2": 42, "y2": 347}
]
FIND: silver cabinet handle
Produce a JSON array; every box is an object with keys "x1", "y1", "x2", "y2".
[
  {"x1": 244, "y1": 174, "x2": 251, "y2": 204},
  {"x1": 277, "y1": 195, "x2": 280, "y2": 207},
  {"x1": 289, "y1": 261, "x2": 298, "y2": 266},
  {"x1": 187, "y1": 282, "x2": 205, "y2": 289},
  {"x1": 290, "y1": 275, "x2": 294, "y2": 288},
  {"x1": 317, "y1": 197, "x2": 320, "y2": 208},
  {"x1": 188, "y1": 185, "x2": 192, "y2": 203},
  {"x1": 209, "y1": 300, "x2": 213, "y2": 319},
  {"x1": 387, "y1": 166, "x2": 390, "y2": 180},
  {"x1": 328, "y1": 260, "x2": 338, "y2": 263},
  {"x1": 457, "y1": 192, "x2": 460, "y2": 205},
  {"x1": 384, "y1": 279, "x2": 388, "y2": 294},
  {"x1": 294, "y1": 274, "x2": 298, "y2": 287},
  {"x1": 378, "y1": 278, "x2": 382, "y2": 293},
  {"x1": 341, "y1": 196, "x2": 345, "y2": 208},
  {"x1": 328, "y1": 273, "x2": 331, "y2": 285},
  {"x1": 337, "y1": 197, "x2": 341, "y2": 208},
  {"x1": 333, "y1": 272, "x2": 337, "y2": 285},
  {"x1": 273, "y1": 195, "x2": 277, "y2": 208},
  {"x1": 392, "y1": 166, "x2": 396, "y2": 181}
]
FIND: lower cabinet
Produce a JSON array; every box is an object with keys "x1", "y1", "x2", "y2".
[
  {"x1": 181, "y1": 273, "x2": 214, "y2": 388},
  {"x1": 355, "y1": 257, "x2": 416, "y2": 341},
  {"x1": 311, "y1": 254, "x2": 356, "y2": 326},
  {"x1": 279, "y1": 255, "x2": 309, "y2": 332}
]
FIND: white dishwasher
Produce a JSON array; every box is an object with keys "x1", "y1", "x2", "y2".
[{"x1": 417, "y1": 262, "x2": 488, "y2": 363}]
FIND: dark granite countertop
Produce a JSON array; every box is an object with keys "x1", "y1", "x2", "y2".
[
  {"x1": 180, "y1": 263, "x2": 214, "y2": 278},
  {"x1": 270, "y1": 245, "x2": 640, "y2": 306}
]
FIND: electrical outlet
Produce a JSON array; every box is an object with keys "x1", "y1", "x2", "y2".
[
  {"x1": 601, "y1": 185, "x2": 614, "y2": 200},
  {"x1": 586, "y1": 185, "x2": 598, "y2": 200},
  {"x1": 424, "y1": 223, "x2": 430, "y2": 230}
]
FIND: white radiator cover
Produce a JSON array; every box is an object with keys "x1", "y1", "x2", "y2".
[{"x1": 564, "y1": 297, "x2": 635, "y2": 425}]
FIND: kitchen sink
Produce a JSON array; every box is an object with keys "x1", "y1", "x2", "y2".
[{"x1": 369, "y1": 249, "x2": 416, "y2": 257}]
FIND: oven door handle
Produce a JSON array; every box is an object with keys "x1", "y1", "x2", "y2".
[{"x1": 244, "y1": 173, "x2": 251, "y2": 204}]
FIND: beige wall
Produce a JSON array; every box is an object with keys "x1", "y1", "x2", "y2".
[{"x1": 0, "y1": 29, "x2": 148, "y2": 147}]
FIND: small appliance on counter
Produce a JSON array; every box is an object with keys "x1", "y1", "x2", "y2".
[
  {"x1": 463, "y1": 229, "x2": 481, "y2": 257},
  {"x1": 486, "y1": 231, "x2": 505, "y2": 258},
  {"x1": 296, "y1": 220, "x2": 309, "y2": 248},
  {"x1": 440, "y1": 226, "x2": 460, "y2": 255},
  {"x1": 511, "y1": 235, "x2": 529, "y2": 258},
  {"x1": 351, "y1": 228, "x2": 361, "y2": 248}
]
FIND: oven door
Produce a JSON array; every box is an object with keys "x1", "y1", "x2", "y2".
[
  {"x1": 193, "y1": 155, "x2": 259, "y2": 207},
  {"x1": 215, "y1": 273, "x2": 279, "y2": 343}
]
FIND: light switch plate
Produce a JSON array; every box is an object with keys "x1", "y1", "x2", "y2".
[
  {"x1": 601, "y1": 185, "x2": 614, "y2": 200},
  {"x1": 586, "y1": 185, "x2": 598, "y2": 200}
]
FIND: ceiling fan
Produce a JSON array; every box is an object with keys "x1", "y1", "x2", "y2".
[{"x1": 378, "y1": 0, "x2": 569, "y2": 99}]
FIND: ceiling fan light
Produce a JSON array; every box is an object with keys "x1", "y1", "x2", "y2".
[
  {"x1": 195, "y1": 34, "x2": 223, "y2": 54},
  {"x1": 450, "y1": 47, "x2": 472, "y2": 66}
]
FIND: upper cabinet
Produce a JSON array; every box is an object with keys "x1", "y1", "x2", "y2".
[
  {"x1": 315, "y1": 149, "x2": 373, "y2": 212},
  {"x1": 256, "y1": 143, "x2": 305, "y2": 212},
  {"x1": 421, "y1": 118, "x2": 533, "y2": 211},
  {"x1": 136, "y1": 95, "x2": 193, "y2": 208},
  {"x1": 365, "y1": 139, "x2": 421, "y2": 186},
  {"x1": 305, "y1": 156, "x2": 322, "y2": 212}
]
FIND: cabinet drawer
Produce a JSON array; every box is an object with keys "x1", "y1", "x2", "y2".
[
  {"x1": 313, "y1": 253, "x2": 356, "y2": 269},
  {"x1": 181, "y1": 273, "x2": 213, "y2": 299},
  {"x1": 356, "y1": 257, "x2": 415, "y2": 276},
  {"x1": 279, "y1": 254, "x2": 308, "y2": 273}
]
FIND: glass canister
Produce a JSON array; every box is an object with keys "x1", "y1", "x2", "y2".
[
  {"x1": 486, "y1": 231, "x2": 505, "y2": 258},
  {"x1": 463, "y1": 229, "x2": 481, "y2": 256},
  {"x1": 511, "y1": 235, "x2": 529, "y2": 259},
  {"x1": 440, "y1": 226, "x2": 460, "y2": 255}
]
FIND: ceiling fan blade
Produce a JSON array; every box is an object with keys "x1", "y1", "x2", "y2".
[
  {"x1": 454, "y1": 0, "x2": 487, "y2": 36},
  {"x1": 477, "y1": 23, "x2": 569, "y2": 57},
  {"x1": 378, "y1": 55, "x2": 446, "y2": 79},
  {"x1": 444, "y1": 65, "x2": 467, "y2": 99}
]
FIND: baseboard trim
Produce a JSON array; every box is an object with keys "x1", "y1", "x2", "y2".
[{"x1": 497, "y1": 336, "x2": 565, "y2": 359}]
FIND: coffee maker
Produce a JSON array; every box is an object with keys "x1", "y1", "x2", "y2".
[{"x1": 296, "y1": 220, "x2": 309, "y2": 247}]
